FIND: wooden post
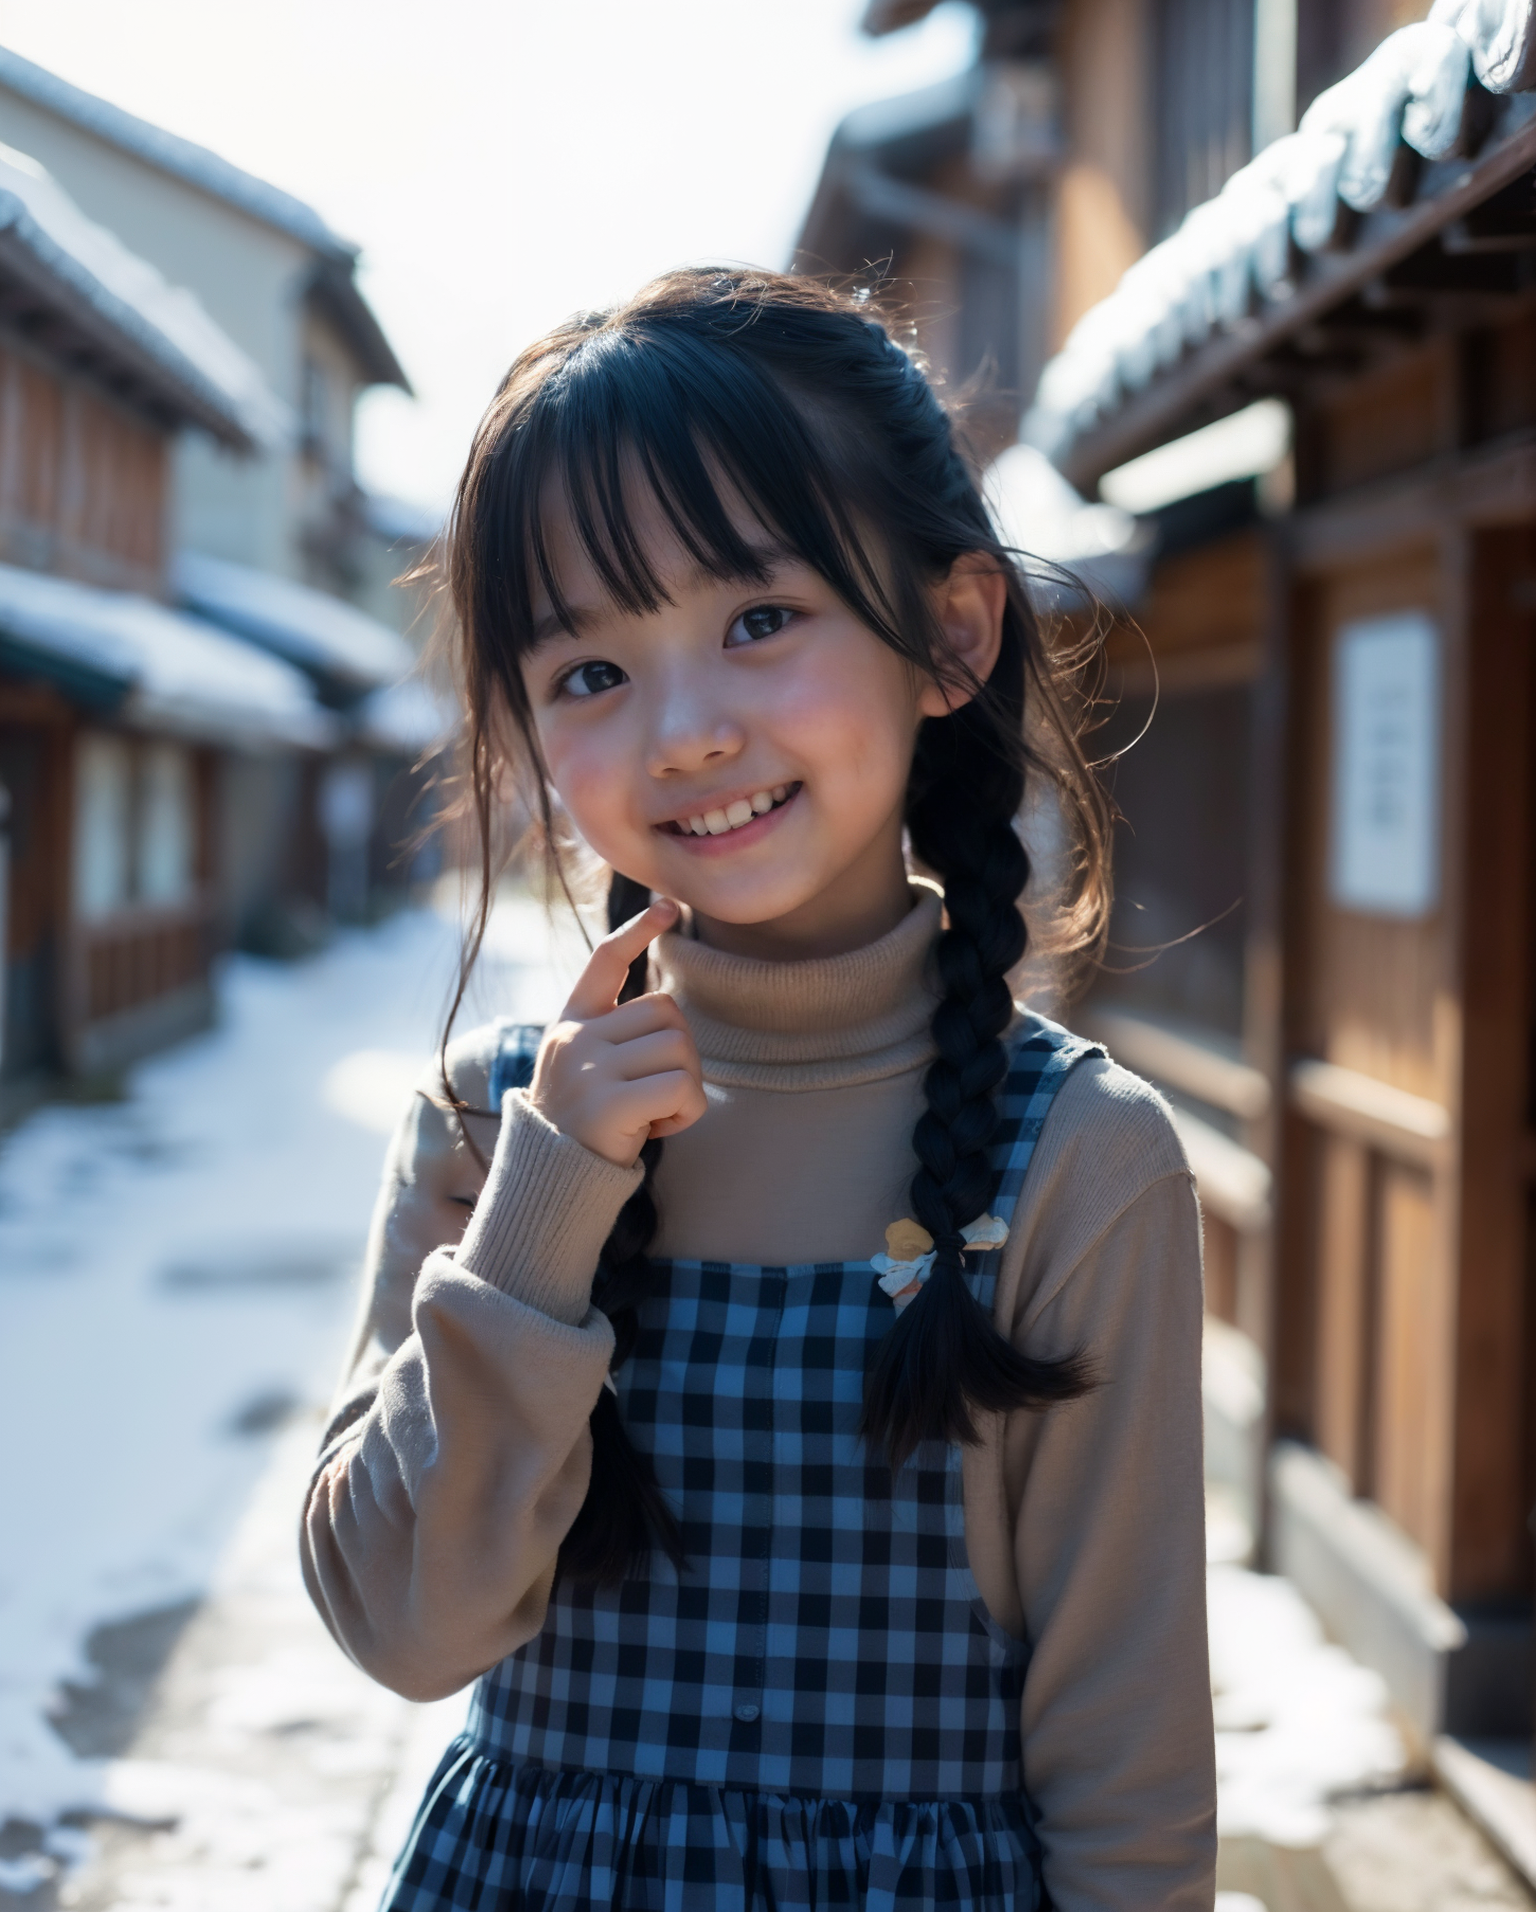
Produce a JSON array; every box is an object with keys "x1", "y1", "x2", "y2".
[
  {"x1": 1244, "y1": 525, "x2": 1289, "y2": 1366},
  {"x1": 1447, "y1": 523, "x2": 1535, "y2": 1603},
  {"x1": 1314, "y1": 1135, "x2": 1374, "y2": 1490}
]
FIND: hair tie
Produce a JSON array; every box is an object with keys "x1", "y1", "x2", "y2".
[{"x1": 872, "y1": 1215, "x2": 1010, "y2": 1312}]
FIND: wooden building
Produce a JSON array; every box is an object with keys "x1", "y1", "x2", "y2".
[
  {"x1": 796, "y1": 2, "x2": 1061, "y2": 461},
  {"x1": 0, "y1": 50, "x2": 441, "y2": 952},
  {"x1": 0, "y1": 143, "x2": 331, "y2": 1095},
  {"x1": 801, "y1": 0, "x2": 1536, "y2": 1831},
  {"x1": 0, "y1": 43, "x2": 409, "y2": 598}
]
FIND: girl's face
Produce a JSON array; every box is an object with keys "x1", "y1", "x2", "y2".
[{"x1": 521, "y1": 485, "x2": 1001, "y2": 961}]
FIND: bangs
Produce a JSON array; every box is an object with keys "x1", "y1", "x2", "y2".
[{"x1": 505, "y1": 322, "x2": 908, "y2": 650}]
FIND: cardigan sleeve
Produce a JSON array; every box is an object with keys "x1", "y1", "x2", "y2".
[
  {"x1": 994, "y1": 1060, "x2": 1217, "y2": 1912},
  {"x1": 300, "y1": 1030, "x2": 642, "y2": 1701}
]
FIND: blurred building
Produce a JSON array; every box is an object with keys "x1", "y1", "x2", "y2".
[
  {"x1": 802, "y1": 0, "x2": 1536, "y2": 1860},
  {"x1": 0, "y1": 143, "x2": 333, "y2": 1090},
  {"x1": 796, "y1": 20, "x2": 1056, "y2": 458},
  {"x1": 0, "y1": 48, "x2": 410, "y2": 597},
  {"x1": 0, "y1": 53, "x2": 455, "y2": 995}
]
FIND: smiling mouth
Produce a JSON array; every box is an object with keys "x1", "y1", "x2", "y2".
[{"x1": 660, "y1": 783, "x2": 800, "y2": 837}]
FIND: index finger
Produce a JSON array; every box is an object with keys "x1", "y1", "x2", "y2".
[{"x1": 563, "y1": 898, "x2": 680, "y2": 1020}]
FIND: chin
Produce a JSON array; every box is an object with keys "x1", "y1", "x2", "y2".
[{"x1": 676, "y1": 875, "x2": 823, "y2": 927}]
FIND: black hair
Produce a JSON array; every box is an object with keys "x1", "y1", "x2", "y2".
[{"x1": 437, "y1": 268, "x2": 1111, "y2": 1585}]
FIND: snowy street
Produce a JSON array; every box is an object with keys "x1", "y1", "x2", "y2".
[
  {"x1": 0, "y1": 893, "x2": 582, "y2": 1908},
  {"x1": 0, "y1": 900, "x2": 1529, "y2": 1910}
]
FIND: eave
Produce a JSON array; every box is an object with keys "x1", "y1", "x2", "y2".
[
  {"x1": 307, "y1": 256, "x2": 411, "y2": 395},
  {"x1": 1057, "y1": 94, "x2": 1536, "y2": 493},
  {"x1": 0, "y1": 221, "x2": 257, "y2": 448}
]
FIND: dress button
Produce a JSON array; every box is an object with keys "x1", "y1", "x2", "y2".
[{"x1": 733, "y1": 1702, "x2": 760, "y2": 1723}]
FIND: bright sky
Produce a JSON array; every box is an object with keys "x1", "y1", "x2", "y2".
[{"x1": 0, "y1": 1, "x2": 978, "y2": 511}]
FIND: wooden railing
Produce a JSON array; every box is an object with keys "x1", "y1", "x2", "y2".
[
  {"x1": 1078, "y1": 1008, "x2": 1273, "y2": 1234},
  {"x1": 1090, "y1": 1010, "x2": 1457, "y2": 1157},
  {"x1": 72, "y1": 897, "x2": 215, "y2": 1028},
  {"x1": 1082, "y1": 1008, "x2": 1271, "y2": 1120},
  {"x1": 1287, "y1": 1058, "x2": 1450, "y2": 1169},
  {"x1": 1168, "y1": 1107, "x2": 1273, "y2": 1234}
]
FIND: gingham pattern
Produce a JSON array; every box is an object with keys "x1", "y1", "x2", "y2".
[
  {"x1": 487, "y1": 1021, "x2": 543, "y2": 1104},
  {"x1": 385, "y1": 1011, "x2": 1098, "y2": 1910},
  {"x1": 387, "y1": 1755, "x2": 1041, "y2": 1911}
]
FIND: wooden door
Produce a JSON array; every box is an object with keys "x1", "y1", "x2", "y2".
[
  {"x1": 1280, "y1": 544, "x2": 1456, "y2": 1572},
  {"x1": 1280, "y1": 528, "x2": 1536, "y2": 1605},
  {"x1": 1080, "y1": 528, "x2": 1276, "y2": 1342},
  {"x1": 1452, "y1": 525, "x2": 1535, "y2": 1605}
]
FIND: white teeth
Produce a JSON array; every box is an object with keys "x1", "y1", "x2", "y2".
[{"x1": 676, "y1": 789, "x2": 792, "y2": 836}]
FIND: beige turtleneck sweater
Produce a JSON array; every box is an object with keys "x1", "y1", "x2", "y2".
[{"x1": 303, "y1": 890, "x2": 1215, "y2": 1911}]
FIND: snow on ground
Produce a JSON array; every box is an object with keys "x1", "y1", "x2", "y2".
[
  {"x1": 13, "y1": 1398, "x2": 466, "y2": 1909},
  {"x1": 0, "y1": 883, "x2": 1415, "y2": 1899},
  {"x1": 0, "y1": 888, "x2": 581, "y2": 1868},
  {"x1": 1210, "y1": 1562, "x2": 1407, "y2": 1849}
]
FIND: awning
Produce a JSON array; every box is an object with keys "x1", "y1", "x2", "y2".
[
  {"x1": 1025, "y1": 0, "x2": 1536, "y2": 490},
  {"x1": 173, "y1": 551, "x2": 415, "y2": 698},
  {"x1": 0, "y1": 562, "x2": 335, "y2": 750}
]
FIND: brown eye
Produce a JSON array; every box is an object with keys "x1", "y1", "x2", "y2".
[
  {"x1": 728, "y1": 605, "x2": 794, "y2": 646},
  {"x1": 562, "y1": 660, "x2": 627, "y2": 698}
]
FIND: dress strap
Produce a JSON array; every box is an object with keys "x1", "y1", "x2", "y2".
[
  {"x1": 986, "y1": 1010, "x2": 1105, "y2": 1237},
  {"x1": 487, "y1": 1020, "x2": 544, "y2": 1108}
]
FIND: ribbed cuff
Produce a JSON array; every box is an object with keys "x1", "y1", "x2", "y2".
[{"x1": 455, "y1": 1090, "x2": 644, "y2": 1326}]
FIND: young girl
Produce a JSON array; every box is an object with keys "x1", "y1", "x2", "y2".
[{"x1": 302, "y1": 269, "x2": 1215, "y2": 1911}]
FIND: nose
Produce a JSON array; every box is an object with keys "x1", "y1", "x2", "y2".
[{"x1": 643, "y1": 671, "x2": 746, "y2": 780}]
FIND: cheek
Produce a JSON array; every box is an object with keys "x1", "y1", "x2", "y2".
[
  {"x1": 537, "y1": 717, "x2": 632, "y2": 837},
  {"x1": 769, "y1": 642, "x2": 917, "y2": 785}
]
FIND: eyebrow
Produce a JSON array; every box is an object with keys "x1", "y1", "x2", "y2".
[
  {"x1": 528, "y1": 540, "x2": 798, "y2": 651},
  {"x1": 530, "y1": 603, "x2": 593, "y2": 649}
]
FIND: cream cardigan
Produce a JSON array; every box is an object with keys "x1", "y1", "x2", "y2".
[{"x1": 302, "y1": 889, "x2": 1216, "y2": 1911}]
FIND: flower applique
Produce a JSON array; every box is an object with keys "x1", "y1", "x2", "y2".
[{"x1": 871, "y1": 1214, "x2": 1010, "y2": 1311}]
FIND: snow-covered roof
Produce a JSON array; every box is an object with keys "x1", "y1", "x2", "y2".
[
  {"x1": 0, "y1": 562, "x2": 334, "y2": 750},
  {"x1": 0, "y1": 45, "x2": 353, "y2": 261},
  {"x1": 795, "y1": 66, "x2": 1014, "y2": 281},
  {"x1": 986, "y1": 442, "x2": 1152, "y2": 606},
  {"x1": 0, "y1": 49, "x2": 410, "y2": 394},
  {"x1": 1025, "y1": 0, "x2": 1536, "y2": 476},
  {"x1": 0, "y1": 142, "x2": 287, "y2": 450},
  {"x1": 836, "y1": 70, "x2": 981, "y2": 151},
  {"x1": 173, "y1": 552, "x2": 414, "y2": 696},
  {"x1": 354, "y1": 675, "x2": 459, "y2": 756}
]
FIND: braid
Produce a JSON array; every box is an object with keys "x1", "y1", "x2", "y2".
[
  {"x1": 860, "y1": 687, "x2": 1095, "y2": 1471},
  {"x1": 443, "y1": 265, "x2": 1114, "y2": 1551},
  {"x1": 556, "y1": 872, "x2": 686, "y2": 1587}
]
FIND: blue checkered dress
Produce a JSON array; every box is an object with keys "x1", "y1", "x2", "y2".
[{"x1": 385, "y1": 1013, "x2": 1099, "y2": 1911}]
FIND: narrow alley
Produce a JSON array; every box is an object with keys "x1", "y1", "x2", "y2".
[{"x1": 0, "y1": 900, "x2": 1527, "y2": 1909}]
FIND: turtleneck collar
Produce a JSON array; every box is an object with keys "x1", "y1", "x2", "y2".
[{"x1": 653, "y1": 882, "x2": 943, "y2": 1092}]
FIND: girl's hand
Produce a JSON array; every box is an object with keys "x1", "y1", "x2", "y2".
[{"x1": 528, "y1": 899, "x2": 707, "y2": 1168}]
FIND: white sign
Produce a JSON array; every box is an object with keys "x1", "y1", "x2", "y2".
[{"x1": 1329, "y1": 612, "x2": 1441, "y2": 918}]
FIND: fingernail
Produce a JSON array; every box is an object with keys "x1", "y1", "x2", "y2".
[{"x1": 654, "y1": 897, "x2": 678, "y2": 918}]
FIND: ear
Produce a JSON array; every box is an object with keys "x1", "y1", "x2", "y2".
[{"x1": 916, "y1": 551, "x2": 1007, "y2": 719}]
